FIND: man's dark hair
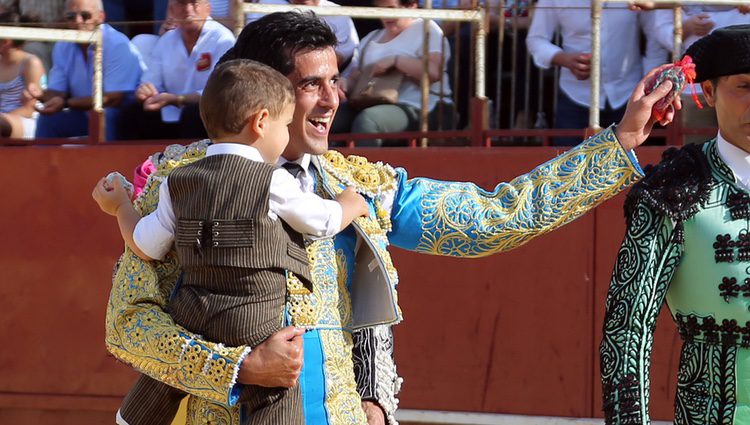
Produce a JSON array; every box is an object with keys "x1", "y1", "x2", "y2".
[{"x1": 218, "y1": 11, "x2": 337, "y2": 76}]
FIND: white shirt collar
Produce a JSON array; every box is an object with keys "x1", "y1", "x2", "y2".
[
  {"x1": 277, "y1": 153, "x2": 313, "y2": 176},
  {"x1": 206, "y1": 143, "x2": 265, "y2": 162},
  {"x1": 716, "y1": 131, "x2": 750, "y2": 188}
]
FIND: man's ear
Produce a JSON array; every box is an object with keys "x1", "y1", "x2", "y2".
[
  {"x1": 701, "y1": 80, "x2": 717, "y2": 108},
  {"x1": 249, "y1": 109, "x2": 270, "y2": 138}
]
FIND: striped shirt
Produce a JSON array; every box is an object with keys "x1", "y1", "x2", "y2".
[{"x1": 0, "y1": 74, "x2": 25, "y2": 113}]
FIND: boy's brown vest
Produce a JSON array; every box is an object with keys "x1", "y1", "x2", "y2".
[
  {"x1": 119, "y1": 153, "x2": 307, "y2": 425},
  {"x1": 167, "y1": 153, "x2": 313, "y2": 347}
]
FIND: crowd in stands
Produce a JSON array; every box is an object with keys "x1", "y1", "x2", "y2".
[{"x1": 0, "y1": 0, "x2": 748, "y2": 144}]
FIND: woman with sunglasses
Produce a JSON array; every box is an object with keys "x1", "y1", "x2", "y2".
[{"x1": 331, "y1": 0, "x2": 456, "y2": 147}]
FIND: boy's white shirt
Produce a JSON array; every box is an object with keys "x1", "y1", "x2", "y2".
[{"x1": 133, "y1": 143, "x2": 343, "y2": 260}]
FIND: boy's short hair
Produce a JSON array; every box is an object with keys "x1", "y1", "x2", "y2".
[{"x1": 200, "y1": 59, "x2": 295, "y2": 140}]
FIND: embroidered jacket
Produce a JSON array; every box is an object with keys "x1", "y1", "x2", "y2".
[
  {"x1": 601, "y1": 139, "x2": 750, "y2": 424},
  {"x1": 107, "y1": 126, "x2": 642, "y2": 424}
]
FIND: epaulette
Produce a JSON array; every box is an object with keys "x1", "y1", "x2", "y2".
[
  {"x1": 624, "y1": 143, "x2": 712, "y2": 231},
  {"x1": 134, "y1": 140, "x2": 211, "y2": 215},
  {"x1": 150, "y1": 139, "x2": 212, "y2": 175},
  {"x1": 320, "y1": 150, "x2": 398, "y2": 199}
]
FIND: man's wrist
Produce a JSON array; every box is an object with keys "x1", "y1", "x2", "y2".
[
  {"x1": 362, "y1": 400, "x2": 385, "y2": 413},
  {"x1": 176, "y1": 94, "x2": 185, "y2": 107}
]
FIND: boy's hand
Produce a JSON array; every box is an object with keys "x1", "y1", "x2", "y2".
[
  {"x1": 337, "y1": 187, "x2": 370, "y2": 218},
  {"x1": 92, "y1": 176, "x2": 131, "y2": 216}
]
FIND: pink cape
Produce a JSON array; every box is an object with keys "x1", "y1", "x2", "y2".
[{"x1": 132, "y1": 158, "x2": 156, "y2": 199}]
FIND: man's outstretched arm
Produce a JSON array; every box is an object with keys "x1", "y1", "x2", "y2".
[{"x1": 388, "y1": 69, "x2": 677, "y2": 257}]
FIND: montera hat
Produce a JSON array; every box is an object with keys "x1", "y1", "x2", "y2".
[{"x1": 685, "y1": 24, "x2": 750, "y2": 83}]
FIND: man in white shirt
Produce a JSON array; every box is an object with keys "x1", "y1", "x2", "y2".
[
  {"x1": 134, "y1": 0, "x2": 235, "y2": 139},
  {"x1": 527, "y1": 0, "x2": 642, "y2": 145},
  {"x1": 246, "y1": 0, "x2": 360, "y2": 74}
]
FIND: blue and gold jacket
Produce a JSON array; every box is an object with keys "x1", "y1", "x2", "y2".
[{"x1": 106, "y1": 126, "x2": 642, "y2": 424}]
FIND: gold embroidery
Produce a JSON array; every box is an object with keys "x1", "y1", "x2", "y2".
[
  {"x1": 287, "y1": 272, "x2": 316, "y2": 328},
  {"x1": 304, "y1": 237, "x2": 352, "y2": 327},
  {"x1": 317, "y1": 155, "x2": 402, "y2": 324},
  {"x1": 416, "y1": 128, "x2": 642, "y2": 257},
  {"x1": 185, "y1": 395, "x2": 240, "y2": 425},
  {"x1": 320, "y1": 330, "x2": 368, "y2": 425},
  {"x1": 320, "y1": 150, "x2": 398, "y2": 200}
]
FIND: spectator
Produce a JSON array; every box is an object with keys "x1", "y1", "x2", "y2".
[
  {"x1": 527, "y1": 0, "x2": 641, "y2": 145},
  {"x1": 647, "y1": 6, "x2": 750, "y2": 143},
  {"x1": 132, "y1": 0, "x2": 234, "y2": 139},
  {"x1": 0, "y1": 12, "x2": 45, "y2": 139},
  {"x1": 129, "y1": 5, "x2": 176, "y2": 67},
  {"x1": 32, "y1": 0, "x2": 145, "y2": 141},
  {"x1": 433, "y1": 0, "x2": 536, "y2": 131},
  {"x1": 246, "y1": 0, "x2": 360, "y2": 75},
  {"x1": 332, "y1": 0, "x2": 455, "y2": 146}
]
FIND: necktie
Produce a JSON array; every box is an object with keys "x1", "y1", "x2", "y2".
[{"x1": 282, "y1": 161, "x2": 304, "y2": 179}]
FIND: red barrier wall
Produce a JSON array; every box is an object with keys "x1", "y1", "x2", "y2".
[{"x1": 0, "y1": 145, "x2": 678, "y2": 423}]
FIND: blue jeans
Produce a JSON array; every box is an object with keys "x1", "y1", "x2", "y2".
[
  {"x1": 35, "y1": 106, "x2": 124, "y2": 141},
  {"x1": 554, "y1": 90, "x2": 626, "y2": 146}
]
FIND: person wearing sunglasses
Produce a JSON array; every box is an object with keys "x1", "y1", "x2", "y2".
[{"x1": 31, "y1": 0, "x2": 145, "y2": 141}]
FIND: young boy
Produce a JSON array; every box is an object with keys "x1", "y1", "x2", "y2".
[{"x1": 93, "y1": 59, "x2": 369, "y2": 425}]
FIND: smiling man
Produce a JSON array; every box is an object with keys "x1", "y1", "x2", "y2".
[
  {"x1": 105, "y1": 11, "x2": 678, "y2": 425},
  {"x1": 601, "y1": 25, "x2": 750, "y2": 425}
]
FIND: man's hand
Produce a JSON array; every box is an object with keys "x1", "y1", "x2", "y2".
[
  {"x1": 362, "y1": 401, "x2": 386, "y2": 425},
  {"x1": 628, "y1": 2, "x2": 678, "y2": 11},
  {"x1": 23, "y1": 82, "x2": 43, "y2": 103},
  {"x1": 615, "y1": 65, "x2": 681, "y2": 151},
  {"x1": 135, "y1": 82, "x2": 159, "y2": 103},
  {"x1": 628, "y1": 1, "x2": 656, "y2": 10},
  {"x1": 36, "y1": 96, "x2": 65, "y2": 115},
  {"x1": 684, "y1": 13, "x2": 714, "y2": 38},
  {"x1": 552, "y1": 52, "x2": 591, "y2": 80},
  {"x1": 237, "y1": 326, "x2": 305, "y2": 388},
  {"x1": 143, "y1": 93, "x2": 177, "y2": 112}
]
